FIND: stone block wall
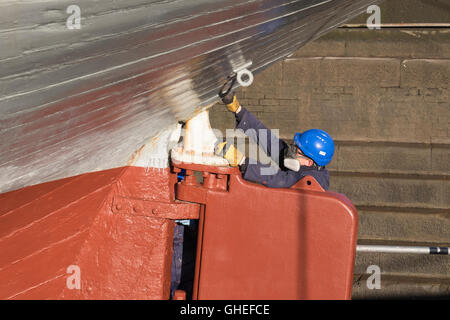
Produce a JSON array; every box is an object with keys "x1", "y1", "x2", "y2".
[{"x1": 209, "y1": 23, "x2": 449, "y2": 298}]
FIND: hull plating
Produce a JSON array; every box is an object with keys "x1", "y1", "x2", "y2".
[{"x1": 0, "y1": 0, "x2": 380, "y2": 193}]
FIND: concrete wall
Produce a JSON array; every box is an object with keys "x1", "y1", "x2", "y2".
[{"x1": 209, "y1": 2, "x2": 449, "y2": 299}]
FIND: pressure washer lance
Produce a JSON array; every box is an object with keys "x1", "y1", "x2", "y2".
[
  {"x1": 219, "y1": 74, "x2": 237, "y2": 98},
  {"x1": 357, "y1": 245, "x2": 449, "y2": 255}
]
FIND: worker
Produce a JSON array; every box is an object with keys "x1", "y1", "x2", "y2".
[
  {"x1": 170, "y1": 219, "x2": 197, "y2": 299},
  {"x1": 216, "y1": 83, "x2": 334, "y2": 190},
  {"x1": 170, "y1": 82, "x2": 335, "y2": 298}
]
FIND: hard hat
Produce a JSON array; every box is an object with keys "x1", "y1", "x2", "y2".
[{"x1": 293, "y1": 129, "x2": 335, "y2": 166}]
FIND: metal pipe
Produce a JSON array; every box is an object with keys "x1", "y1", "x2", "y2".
[
  {"x1": 341, "y1": 23, "x2": 450, "y2": 28},
  {"x1": 357, "y1": 245, "x2": 449, "y2": 255}
]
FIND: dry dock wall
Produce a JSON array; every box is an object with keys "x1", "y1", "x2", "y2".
[{"x1": 209, "y1": 1, "x2": 449, "y2": 299}]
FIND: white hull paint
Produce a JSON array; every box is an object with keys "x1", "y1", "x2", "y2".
[{"x1": 0, "y1": 0, "x2": 381, "y2": 193}]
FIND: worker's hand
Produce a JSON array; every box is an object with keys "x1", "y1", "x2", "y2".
[
  {"x1": 215, "y1": 141, "x2": 244, "y2": 167},
  {"x1": 219, "y1": 87, "x2": 234, "y2": 104},
  {"x1": 223, "y1": 94, "x2": 240, "y2": 113},
  {"x1": 219, "y1": 78, "x2": 240, "y2": 113}
]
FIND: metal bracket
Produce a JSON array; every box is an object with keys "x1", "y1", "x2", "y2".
[{"x1": 111, "y1": 196, "x2": 200, "y2": 219}]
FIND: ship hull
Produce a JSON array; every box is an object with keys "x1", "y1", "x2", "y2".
[{"x1": 0, "y1": 0, "x2": 380, "y2": 194}]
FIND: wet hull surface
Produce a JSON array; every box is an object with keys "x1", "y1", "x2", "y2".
[{"x1": 0, "y1": 0, "x2": 381, "y2": 193}]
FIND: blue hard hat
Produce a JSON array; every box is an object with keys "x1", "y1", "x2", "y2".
[{"x1": 293, "y1": 129, "x2": 335, "y2": 166}]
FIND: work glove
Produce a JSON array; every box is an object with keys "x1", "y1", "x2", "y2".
[
  {"x1": 219, "y1": 77, "x2": 240, "y2": 113},
  {"x1": 215, "y1": 141, "x2": 244, "y2": 167}
]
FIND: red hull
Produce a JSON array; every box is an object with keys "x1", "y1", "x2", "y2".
[
  {"x1": 0, "y1": 166, "x2": 198, "y2": 299},
  {"x1": 1, "y1": 163, "x2": 357, "y2": 299}
]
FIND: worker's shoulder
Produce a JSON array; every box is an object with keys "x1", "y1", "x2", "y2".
[
  {"x1": 297, "y1": 166, "x2": 330, "y2": 190},
  {"x1": 297, "y1": 165, "x2": 328, "y2": 174}
]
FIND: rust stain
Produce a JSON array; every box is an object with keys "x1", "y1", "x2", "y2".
[{"x1": 126, "y1": 144, "x2": 146, "y2": 166}]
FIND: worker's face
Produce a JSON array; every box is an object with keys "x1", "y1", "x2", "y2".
[{"x1": 296, "y1": 148, "x2": 314, "y2": 167}]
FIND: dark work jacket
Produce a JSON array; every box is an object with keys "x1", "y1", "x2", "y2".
[{"x1": 235, "y1": 106, "x2": 330, "y2": 190}]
